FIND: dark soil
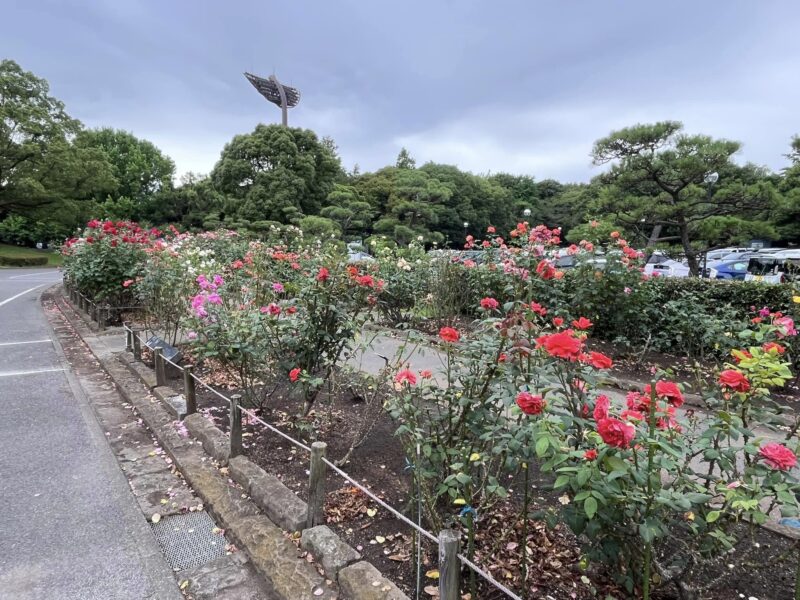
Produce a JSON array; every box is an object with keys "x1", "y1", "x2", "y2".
[{"x1": 156, "y1": 353, "x2": 800, "y2": 600}]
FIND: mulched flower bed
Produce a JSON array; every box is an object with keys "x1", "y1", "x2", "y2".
[{"x1": 157, "y1": 354, "x2": 800, "y2": 600}]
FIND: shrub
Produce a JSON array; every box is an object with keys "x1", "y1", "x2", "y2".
[
  {"x1": 61, "y1": 220, "x2": 161, "y2": 304},
  {"x1": 0, "y1": 254, "x2": 49, "y2": 266}
]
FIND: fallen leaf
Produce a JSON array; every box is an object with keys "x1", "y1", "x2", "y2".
[
  {"x1": 424, "y1": 585, "x2": 439, "y2": 596},
  {"x1": 151, "y1": 513, "x2": 161, "y2": 523},
  {"x1": 366, "y1": 508, "x2": 377, "y2": 517},
  {"x1": 426, "y1": 569, "x2": 440, "y2": 579},
  {"x1": 374, "y1": 535, "x2": 386, "y2": 544}
]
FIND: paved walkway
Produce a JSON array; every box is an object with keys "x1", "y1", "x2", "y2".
[{"x1": 0, "y1": 268, "x2": 180, "y2": 600}]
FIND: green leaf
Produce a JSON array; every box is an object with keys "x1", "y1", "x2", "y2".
[
  {"x1": 535, "y1": 436, "x2": 549, "y2": 457},
  {"x1": 706, "y1": 510, "x2": 721, "y2": 523},
  {"x1": 584, "y1": 497, "x2": 598, "y2": 519}
]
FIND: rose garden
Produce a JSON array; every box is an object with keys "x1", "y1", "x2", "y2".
[{"x1": 59, "y1": 218, "x2": 800, "y2": 600}]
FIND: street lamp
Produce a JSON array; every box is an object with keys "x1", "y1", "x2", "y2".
[
  {"x1": 701, "y1": 172, "x2": 720, "y2": 277},
  {"x1": 463, "y1": 221, "x2": 469, "y2": 237},
  {"x1": 523, "y1": 208, "x2": 532, "y2": 218}
]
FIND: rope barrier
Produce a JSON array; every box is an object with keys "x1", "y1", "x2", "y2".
[
  {"x1": 238, "y1": 407, "x2": 312, "y2": 453},
  {"x1": 119, "y1": 323, "x2": 522, "y2": 599}
]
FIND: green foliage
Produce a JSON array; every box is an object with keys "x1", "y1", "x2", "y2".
[
  {"x1": 592, "y1": 121, "x2": 779, "y2": 273},
  {"x1": 0, "y1": 253, "x2": 49, "y2": 266},
  {"x1": 212, "y1": 124, "x2": 342, "y2": 223},
  {"x1": 75, "y1": 127, "x2": 175, "y2": 212}
]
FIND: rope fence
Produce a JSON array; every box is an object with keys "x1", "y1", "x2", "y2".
[{"x1": 113, "y1": 315, "x2": 522, "y2": 600}]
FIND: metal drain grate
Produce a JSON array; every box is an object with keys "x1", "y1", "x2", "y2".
[{"x1": 150, "y1": 511, "x2": 227, "y2": 571}]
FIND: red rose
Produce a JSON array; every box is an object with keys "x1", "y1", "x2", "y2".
[
  {"x1": 553, "y1": 317, "x2": 564, "y2": 327},
  {"x1": 356, "y1": 274, "x2": 375, "y2": 287},
  {"x1": 759, "y1": 442, "x2": 797, "y2": 471},
  {"x1": 762, "y1": 342, "x2": 785, "y2": 355},
  {"x1": 122, "y1": 279, "x2": 134, "y2": 288},
  {"x1": 644, "y1": 380, "x2": 684, "y2": 407},
  {"x1": 583, "y1": 449, "x2": 598, "y2": 461},
  {"x1": 597, "y1": 417, "x2": 635, "y2": 448},
  {"x1": 536, "y1": 331, "x2": 583, "y2": 361},
  {"x1": 316, "y1": 267, "x2": 330, "y2": 282},
  {"x1": 394, "y1": 369, "x2": 417, "y2": 386},
  {"x1": 587, "y1": 351, "x2": 613, "y2": 369},
  {"x1": 420, "y1": 369, "x2": 433, "y2": 379},
  {"x1": 480, "y1": 297, "x2": 499, "y2": 311},
  {"x1": 516, "y1": 391, "x2": 546, "y2": 415},
  {"x1": 439, "y1": 327, "x2": 460, "y2": 343},
  {"x1": 530, "y1": 302, "x2": 547, "y2": 316},
  {"x1": 718, "y1": 369, "x2": 750, "y2": 393},
  {"x1": 289, "y1": 368, "x2": 302, "y2": 382},
  {"x1": 593, "y1": 395, "x2": 610, "y2": 421},
  {"x1": 498, "y1": 353, "x2": 508, "y2": 363},
  {"x1": 572, "y1": 317, "x2": 593, "y2": 330}
]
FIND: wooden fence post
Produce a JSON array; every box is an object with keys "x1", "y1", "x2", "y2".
[
  {"x1": 230, "y1": 394, "x2": 243, "y2": 457},
  {"x1": 97, "y1": 304, "x2": 106, "y2": 330},
  {"x1": 307, "y1": 441, "x2": 327, "y2": 528},
  {"x1": 439, "y1": 529, "x2": 461, "y2": 600},
  {"x1": 154, "y1": 347, "x2": 166, "y2": 386},
  {"x1": 132, "y1": 330, "x2": 142, "y2": 361},
  {"x1": 124, "y1": 322, "x2": 132, "y2": 352},
  {"x1": 183, "y1": 365, "x2": 197, "y2": 416}
]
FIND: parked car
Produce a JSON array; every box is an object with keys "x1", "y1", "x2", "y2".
[
  {"x1": 713, "y1": 260, "x2": 749, "y2": 280},
  {"x1": 644, "y1": 259, "x2": 692, "y2": 278},
  {"x1": 704, "y1": 247, "x2": 753, "y2": 263},
  {"x1": 745, "y1": 253, "x2": 800, "y2": 283}
]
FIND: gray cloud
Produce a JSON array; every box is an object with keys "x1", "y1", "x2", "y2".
[{"x1": 4, "y1": 0, "x2": 799, "y2": 181}]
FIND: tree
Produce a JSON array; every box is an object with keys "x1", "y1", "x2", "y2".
[
  {"x1": 319, "y1": 184, "x2": 374, "y2": 239},
  {"x1": 372, "y1": 168, "x2": 452, "y2": 245},
  {"x1": 774, "y1": 136, "x2": 800, "y2": 244},
  {"x1": 0, "y1": 60, "x2": 116, "y2": 240},
  {"x1": 212, "y1": 124, "x2": 342, "y2": 225},
  {"x1": 75, "y1": 128, "x2": 175, "y2": 211},
  {"x1": 395, "y1": 147, "x2": 416, "y2": 169},
  {"x1": 592, "y1": 121, "x2": 776, "y2": 274}
]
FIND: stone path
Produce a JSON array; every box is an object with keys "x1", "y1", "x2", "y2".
[{"x1": 47, "y1": 289, "x2": 276, "y2": 599}]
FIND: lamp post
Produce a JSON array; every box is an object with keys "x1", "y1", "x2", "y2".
[
  {"x1": 463, "y1": 221, "x2": 469, "y2": 239},
  {"x1": 523, "y1": 208, "x2": 532, "y2": 219},
  {"x1": 701, "y1": 172, "x2": 720, "y2": 277}
]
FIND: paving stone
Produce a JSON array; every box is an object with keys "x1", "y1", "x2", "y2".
[
  {"x1": 228, "y1": 515, "x2": 336, "y2": 600},
  {"x1": 338, "y1": 561, "x2": 409, "y2": 600},
  {"x1": 128, "y1": 470, "x2": 197, "y2": 518},
  {"x1": 153, "y1": 385, "x2": 187, "y2": 419},
  {"x1": 229, "y1": 456, "x2": 269, "y2": 494},
  {"x1": 179, "y1": 553, "x2": 276, "y2": 600},
  {"x1": 184, "y1": 413, "x2": 230, "y2": 464},
  {"x1": 249, "y1": 471, "x2": 308, "y2": 532},
  {"x1": 301, "y1": 525, "x2": 361, "y2": 578}
]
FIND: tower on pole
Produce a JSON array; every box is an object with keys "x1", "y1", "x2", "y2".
[{"x1": 244, "y1": 72, "x2": 301, "y2": 126}]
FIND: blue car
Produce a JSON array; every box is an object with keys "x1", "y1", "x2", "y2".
[{"x1": 714, "y1": 259, "x2": 749, "y2": 280}]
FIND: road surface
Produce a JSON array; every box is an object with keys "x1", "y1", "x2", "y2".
[{"x1": 0, "y1": 268, "x2": 180, "y2": 600}]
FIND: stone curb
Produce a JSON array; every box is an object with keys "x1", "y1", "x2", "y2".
[
  {"x1": 301, "y1": 526, "x2": 361, "y2": 579},
  {"x1": 339, "y1": 561, "x2": 408, "y2": 600},
  {"x1": 229, "y1": 455, "x2": 308, "y2": 533},
  {"x1": 57, "y1": 289, "x2": 414, "y2": 597},
  {"x1": 54, "y1": 292, "x2": 338, "y2": 600}
]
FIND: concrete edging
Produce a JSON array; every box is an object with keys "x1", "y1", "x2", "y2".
[{"x1": 57, "y1": 288, "x2": 413, "y2": 599}]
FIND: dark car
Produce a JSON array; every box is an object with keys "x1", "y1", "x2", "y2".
[{"x1": 714, "y1": 259, "x2": 749, "y2": 280}]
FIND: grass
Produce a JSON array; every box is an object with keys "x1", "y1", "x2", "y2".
[{"x1": 0, "y1": 243, "x2": 63, "y2": 266}]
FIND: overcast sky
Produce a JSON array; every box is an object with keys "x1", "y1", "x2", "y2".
[{"x1": 4, "y1": 1, "x2": 800, "y2": 182}]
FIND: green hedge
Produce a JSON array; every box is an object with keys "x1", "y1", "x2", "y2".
[
  {"x1": 645, "y1": 277, "x2": 793, "y2": 314},
  {"x1": 0, "y1": 255, "x2": 49, "y2": 266}
]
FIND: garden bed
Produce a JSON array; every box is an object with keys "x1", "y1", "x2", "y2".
[{"x1": 158, "y1": 356, "x2": 800, "y2": 600}]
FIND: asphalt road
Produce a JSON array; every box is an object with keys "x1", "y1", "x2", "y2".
[{"x1": 0, "y1": 268, "x2": 180, "y2": 600}]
